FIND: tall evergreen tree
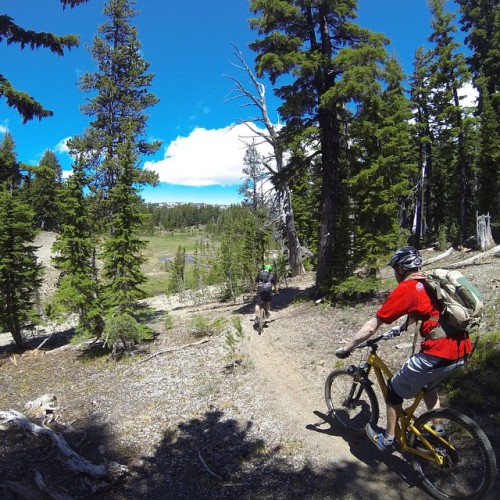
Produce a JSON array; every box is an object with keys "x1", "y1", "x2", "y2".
[
  {"x1": 239, "y1": 142, "x2": 266, "y2": 211},
  {"x1": 27, "y1": 150, "x2": 63, "y2": 231},
  {"x1": 0, "y1": 0, "x2": 89, "y2": 122},
  {"x1": 347, "y1": 56, "x2": 416, "y2": 272},
  {"x1": 0, "y1": 132, "x2": 23, "y2": 190},
  {"x1": 426, "y1": 0, "x2": 473, "y2": 244},
  {"x1": 456, "y1": 0, "x2": 500, "y2": 225},
  {"x1": 0, "y1": 135, "x2": 43, "y2": 347},
  {"x1": 78, "y1": 0, "x2": 161, "y2": 229},
  {"x1": 51, "y1": 150, "x2": 103, "y2": 338},
  {"x1": 63, "y1": 0, "x2": 160, "y2": 349},
  {"x1": 409, "y1": 47, "x2": 435, "y2": 246},
  {"x1": 249, "y1": 0, "x2": 388, "y2": 289}
]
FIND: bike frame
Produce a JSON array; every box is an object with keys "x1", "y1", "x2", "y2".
[{"x1": 362, "y1": 348, "x2": 455, "y2": 464}]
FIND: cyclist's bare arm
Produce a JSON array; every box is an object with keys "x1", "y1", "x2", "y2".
[
  {"x1": 337, "y1": 316, "x2": 409, "y2": 358},
  {"x1": 340, "y1": 316, "x2": 384, "y2": 354}
]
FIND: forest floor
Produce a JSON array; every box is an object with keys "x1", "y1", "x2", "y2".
[{"x1": 0, "y1": 232, "x2": 499, "y2": 499}]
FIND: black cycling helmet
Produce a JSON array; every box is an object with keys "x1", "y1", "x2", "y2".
[{"x1": 388, "y1": 246, "x2": 423, "y2": 270}]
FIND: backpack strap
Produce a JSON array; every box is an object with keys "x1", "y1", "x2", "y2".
[{"x1": 423, "y1": 326, "x2": 448, "y2": 340}]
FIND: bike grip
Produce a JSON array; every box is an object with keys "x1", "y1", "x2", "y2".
[{"x1": 335, "y1": 348, "x2": 350, "y2": 359}]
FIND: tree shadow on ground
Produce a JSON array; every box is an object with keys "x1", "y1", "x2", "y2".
[
  {"x1": 107, "y1": 408, "x2": 431, "y2": 499},
  {"x1": 233, "y1": 283, "x2": 318, "y2": 317},
  {"x1": 0, "y1": 416, "x2": 123, "y2": 499},
  {"x1": 306, "y1": 410, "x2": 427, "y2": 496}
]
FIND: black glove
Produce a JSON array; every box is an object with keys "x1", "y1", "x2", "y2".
[{"x1": 335, "y1": 348, "x2": 351, "y2": 359}]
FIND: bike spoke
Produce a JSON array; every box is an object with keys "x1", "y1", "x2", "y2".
[{"x1": 325, "y1": 369, "x2": 379, "y2": 436}]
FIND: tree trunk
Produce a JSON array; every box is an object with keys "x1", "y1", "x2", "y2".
[
  {"x1": 316, "y1": 110, "x2": 340, "y2": 289},
  {"x1": 283, "y1": 186, "x2": 303, "y2": 276}
]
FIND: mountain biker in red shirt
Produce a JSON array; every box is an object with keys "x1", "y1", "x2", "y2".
[{"x1": 336, "y1": 246, "x2": 472, "y2": 452}]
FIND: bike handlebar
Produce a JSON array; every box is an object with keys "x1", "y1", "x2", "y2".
[
  {"x1": 355, "y1": 327, "x2": 401, "y2": 350},
  {"x1": 336, "y1": 327, "x2": 401, "y2": 358}
]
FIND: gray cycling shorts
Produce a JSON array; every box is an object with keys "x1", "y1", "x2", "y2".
[{"x1": 390, "y1": 353, "x2": 466, "y2": 399}]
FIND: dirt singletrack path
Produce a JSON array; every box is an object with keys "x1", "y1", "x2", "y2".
[{"x1": 242, "y1": 281, "x2": 433, "y2": 500}]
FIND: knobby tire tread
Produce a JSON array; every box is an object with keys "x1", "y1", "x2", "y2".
[
  {"x1": 408, "y1": 407, "x2": 496, "y2": 499},
  {"x1": 324, "y1": 368, "x2": 380, "y2": 436}
]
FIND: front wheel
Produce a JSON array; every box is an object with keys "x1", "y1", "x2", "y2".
[
  {"x1": 324, "y1": 368, "x2": 379, "y2": 436},
  {"x1": 408, "y1": 408, "x2": 497, "y2": 499}
]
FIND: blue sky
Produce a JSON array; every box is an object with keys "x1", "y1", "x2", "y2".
[{"x1": 1, "y1": 0, "x2": 465, "y2": 204}]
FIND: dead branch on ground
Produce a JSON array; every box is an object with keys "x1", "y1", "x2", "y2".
[
  {"x1": 422, "y1": 247, "x2": 455, "y2": 266},
  {"x1": 0, "y1": 409, "x2": 128, "y2": 482},
  {"x1": 137, "y1": 337, "x2": 210, "y2": 364},
  {"x1": 447, "y1": 244, "x2": 500, "y2": 269}
]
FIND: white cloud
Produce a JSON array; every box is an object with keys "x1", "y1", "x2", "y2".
[
  {"x1": 0, "y1": 121, "x2": 9, "y2": 135},
  {"x1": 458, "y1": 82, "x2": 478, "y2": 108},
  {"x1": 55, "y1": 136, "x2": 71, "y2": 154},
  {"x1": 144, "y1": 123, "x2": 274, "y2": 187}
]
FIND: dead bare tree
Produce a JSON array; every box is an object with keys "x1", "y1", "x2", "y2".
[
  {"x1": 477, "y1": 213, "x2": 496, "y2": 251},
  {"x1": 225, "y1": 45, "x2": 312, "y2": 276}
]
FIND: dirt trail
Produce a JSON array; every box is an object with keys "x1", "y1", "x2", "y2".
[{"x1": 241, "y1": 285, "x2": 433, "y2": 500}]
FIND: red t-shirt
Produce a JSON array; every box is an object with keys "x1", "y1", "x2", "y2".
[{"x1": 376, "y1": 278, "x2": 471, "y2": 360}]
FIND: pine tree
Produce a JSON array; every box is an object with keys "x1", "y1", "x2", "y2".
[
  {"x1": 249, "y1": 0, "x2": 389, "y2": 289},
  {"x1": 0, "y1": 1, "x2": 88, "y2": 122},
  {"x1": 347, "y1": 56, "x2": 416, "y2": 272},
  {"x1": 409, "y1": 47, "x2": 435, "y2": 246},
  {"x1": 0, "y1": 132, "x2": 23, "y2": 190},
  {"x1": 0, "y1": 135, "x2": 43, "y2": 347},
  {"x1": 50, "y1": 150, "x2": 103, "y2": 338},
  {"x1": 27, "y1": 150, "x2": 63, "y2": 231},
  {"x1": 456, "y1": 0, "x2": 500, "y2": 224},
  {"x1": 78, "y1": 0, "x2": 161, "y2": 225},
  {"x1": 239, "y1": 142, "x2": 266, "y2": 211},
  {"x1": 167, "y1": 246, "x2": 186, "y2": 294},
  {"x1": 65, "y1": 0, "x2": 160, "y2": 351},
  {"x1": 426, "y1": 0, "x2": 473, "y2": 244}
]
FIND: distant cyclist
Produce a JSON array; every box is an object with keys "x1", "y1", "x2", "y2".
[{"x1": 254, "y1": 264, "x2": 279, "y2": 322}]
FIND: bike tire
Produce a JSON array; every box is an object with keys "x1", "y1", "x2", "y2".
[
  {"x1": 257, "y1": 308, "x2": 265, "y2": 335},
  {"x1": 408, "y1": 408, "x2": 497, "y2": 500},
  {"x1": 324, "y1": 368, "x2": 379, "y2": 436}
]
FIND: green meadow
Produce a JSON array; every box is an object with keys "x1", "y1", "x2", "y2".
[{"x1": 140, "y1": 229, "x2": 215, "y2": 296}]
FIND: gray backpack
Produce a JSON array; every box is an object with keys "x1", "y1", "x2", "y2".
[{"x1": 257, "y1": 270, "x2": 273, "y2": 293}]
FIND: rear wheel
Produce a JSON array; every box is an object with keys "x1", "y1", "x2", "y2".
[
  {"x1": 257, "y1": 308, "x2": 265, "y2": 335},
  {"x1": 324, "y1": 368, "x2": 379, "y2": 435},
  {"x1": 408, "y1": 408, "x2": 497, "y2": 499}
]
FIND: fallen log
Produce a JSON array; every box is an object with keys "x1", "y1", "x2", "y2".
[
  {"x1": 422, "y1": 247, "x2": 455, "y2": 266},
  {"x1": 447, "y1": 244, "x2": 500, "y2": 269},
  {"x1": 0, "y1": 409, "x2": 128, "y2": 481}
]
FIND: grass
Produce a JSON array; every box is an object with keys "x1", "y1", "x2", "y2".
[
  {"x1": 139, "y1": 229, "x2": 216, "y2": 296},
  {"x1": 442, "y1": 330, "x2": 500, "y2": 415}
]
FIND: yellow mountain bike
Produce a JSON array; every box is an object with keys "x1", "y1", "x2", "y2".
[{"x1": 325, "y1": 330, "x2": 497, "y2": 499}]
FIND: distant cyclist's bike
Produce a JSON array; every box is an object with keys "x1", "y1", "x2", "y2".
[
  {"x1": 256, "y1": 307, "x2": 266, "y2": 335},
  {"x1": 325, "y1": 330, "x2": 497, "y2": 500}
]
